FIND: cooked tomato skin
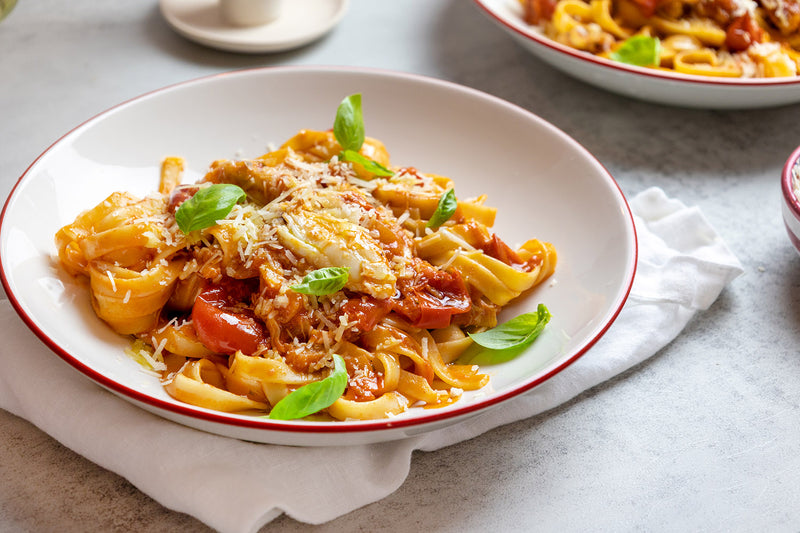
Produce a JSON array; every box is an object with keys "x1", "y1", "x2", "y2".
[
  {"x1": 341, "y1": 296, "x2": 392, "y2": 331},
  {"x1": 522, "y1": 0, "x2": 557, "y2": 23},
  {"x1": 191, "y1": 279, "x2": 267, "y2": 355},
  {"x1": 391, "y1": 264, "x2": 471, "y2": 329},
  {"x1": 630, "y1": 0, "x2": 662, "y2": 16},
  {"x1": 726, "y1": 13, "x2": 763, "y2": 51},
  {"x1": 459, "y1": 221, "x2": 541, "y2": 272},
  {"x1": 167, "y1": 184, "x2": 199, "y2": 212}
]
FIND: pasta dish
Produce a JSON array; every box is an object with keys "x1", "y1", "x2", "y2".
[
  {"x1": 54, "y1": 95, "x2": 555, "y2": 421},
  {"x1": 519, "y1": 0, "x2": 800, "y2": 77}
]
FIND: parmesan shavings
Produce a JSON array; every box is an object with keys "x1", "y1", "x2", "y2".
[
  {"x1": 125, "y1": 339, "x2": 167, "y2": 374},
  {"x1": 106, "y1": 270, "x2": 117, "y2": 292}
]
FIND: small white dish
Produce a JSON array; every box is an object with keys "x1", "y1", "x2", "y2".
[
  {"x1": 781, "y1": 146, "x2": 800, "y2": 255},
  {"x1": 0, "y1": 67, "x2": 637, "y2": 446},
  {"x1": 160, "y1": 0, "x2": 348, "y2": 53},
  {"x1": 473, "y1": 0, "x2": 800, "y2": 109}
]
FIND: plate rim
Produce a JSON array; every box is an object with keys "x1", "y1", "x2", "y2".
[
  {"x1": 472, "y1": 0, "x2": 800, "y2": 88},
  {"x1": 0, "y1": 65, "x2": 638, "y2": 438}
]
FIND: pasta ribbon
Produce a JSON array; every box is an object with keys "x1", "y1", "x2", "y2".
[
  {"x1": 148, "y1": 321, "x2": 214, "y2": 359},
  {"x1": 416, "y1": 330, "x2": 489, "y2": 391},
  {"x1": 164, "y1": 359, "x2": 268, "y2": 412},
  {"x1": 658, "y1": 34, "x2": 703, "y2": 67},
  {"x1": 418, "y1": 224, "x2": 556, "y2": 306},
  {"x1": 552, "y1": 0, "x2": 594, "y2": 33},
  {"x1": 373, "y1": 184, "x2": 496, "y2": 228},
  {"x1": 89, "y1": 259, "x2": 186, "y2": 334},
  {"x1": 673, "y1": 49, "x2": 742, "y2": 77},
  {"x1": 55, "y1": 192, "x2": 143, "y2": 275},
  {"x1": 281, "y1": 129, "x2": 390, "y2": 180},
  {"x1": 159, "y1": 156, "x2": 185, "y2": 194},
  {"x1": 748, "y1": 43, "x2": 798, "y2": 76},
  {"x1": 590, "y1": 0, "x2": 631, "y2": 39},
  {"x1": 440, "y1": 251, "x2": 541, "y2": 306},
  {"x1": 651, "y1": 18, "x2": 727, "y2": 47},
  {"x1": 328, "y1": 392, "x2": 409, "y2": 421},
  {"x1": 430, "y1": 325, "x2": 473, "y2": 363}
]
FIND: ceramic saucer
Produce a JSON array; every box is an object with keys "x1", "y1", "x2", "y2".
[{"x1": 160, "y1": 0, "x2": 349, "y2": 53}]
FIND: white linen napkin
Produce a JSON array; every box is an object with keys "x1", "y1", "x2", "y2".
[{"x1": 0, "y1": 187, "x2": 743, "y2": 533}]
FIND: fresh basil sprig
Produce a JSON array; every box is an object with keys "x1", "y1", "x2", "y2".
[
  {"x1": 174, "y1": 184, "x2": 246, "y2": 233},
  {"x1": 333, "y1": 93, "x2": 365, "y2": 152},
  {"x1": 340, "y1": 149, "x2": 394, "y2": 177},
  {"x1": 268, "y1": 354, "x2": 348, "y2": 420},
  {"x1": 468, "y1": 304, "x2": 551, "y2": 351},
  {"x1": 290, "y1": 267, "x2": 349, "y2": 295},
  {"x1": 610, "y1": 35, "x2": 661, "y2": 67},
  {"x1": 426, "y1": 189, "x2": 457, "y2": 229}
]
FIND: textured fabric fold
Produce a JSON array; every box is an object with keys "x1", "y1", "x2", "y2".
[{"x1": 0, "y1": 187, "x2": 743, "y2": 533}]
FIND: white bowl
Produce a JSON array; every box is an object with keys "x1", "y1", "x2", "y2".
[
  {"x1": 473, "y1": 0, "x2": 800, "y2": 109},
  {"x1": 781, "y1": 146, "x2": 800, "y2": 254},
  {"x1": 0, "y1": 67, "x2": 637, "y2": 445}
]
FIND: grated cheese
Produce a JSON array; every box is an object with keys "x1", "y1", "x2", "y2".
[{"x1": 106, "y1": 270, "x2": 117, "y2": 292}]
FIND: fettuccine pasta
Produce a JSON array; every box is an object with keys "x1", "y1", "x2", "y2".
[
  {"x1": 55, "y1": 109, "x2": 556, "y2": 421},
  {"x1": 520, "y1": 0, "x2": 800, "y2": 77}
]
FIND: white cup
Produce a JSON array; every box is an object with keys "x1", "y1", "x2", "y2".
[{"x1": 219, "y1": 0, "x2": 283, "y2": 27}]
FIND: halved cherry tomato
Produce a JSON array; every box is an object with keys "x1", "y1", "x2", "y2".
[
  {"x1": 630, "y1": 0, "x2": 659, "y2": 17},
  {"x1": 522, "y1": 0, "x2": 557, "y2": 23},
  {"x1": 167, "y1": 184, "x2": 199, "y2": 212},
  {"x1": 341, "y1": 296, "x2": 392, "y2": 332},
  {"x1": 191, "y1": 278, "x2": 267, "y2": 355},
  {"x1": 726, "y1": 13, "x2": 763, "y2": 52},
  {"x1": 391, "y1": 263, "x2": 471, "y2": 329}
]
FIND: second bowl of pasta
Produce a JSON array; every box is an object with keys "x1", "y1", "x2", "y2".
[{"x1": 474, "y1": 0, "x2": 800, "y2": 108}]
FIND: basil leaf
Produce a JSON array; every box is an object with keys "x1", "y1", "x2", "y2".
[
  {"x1": 290, "y1": 267, "x2": 349, "y2": 295},
  {"x1": 268, "y1": 354, "x2": 348, "y2": 420},
  {"x1": 426, "y1": 189, "x2": 457, "y2": 229},
  {"x1": 174, "y1": 184, "x2": 246, "y2": 233},
  {"x1": 340, "y1": 149, "x2": 394, "y2": 177},
  {"x1": 610, "y1": 35, "x2": 661, "y2": 67},
  {"x1": 333, "y1": 93, "x2": 365, "y2": 152},
  {"x1": 468, "y1": 304, "x2": 551, "y2": 351}
]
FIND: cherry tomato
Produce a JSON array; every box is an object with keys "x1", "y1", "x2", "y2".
[
  {"x1": 726, "y1": 14, "x2": 763, "y2": 52},
  {"x1": 391, "y1": 264, "x2": 471, "y2": 329},
  {"x1": 631, "y1": 0, "x2": 659, "y2": 17},
  {"x1": 191, "y1": 279, "x2": 267, "y2": 355},
  {"x1": 522, "y1": 0, "x2": 557, "y2": 23},
  {"x1": 341, "y1": 296, "x2": 392, "y2": 332},
  {"x1": 167, "y1": 184, "x2": 199, "y2": 212}
]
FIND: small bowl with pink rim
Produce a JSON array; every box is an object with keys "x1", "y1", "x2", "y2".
[{"x1": 781, "y1": 146, "x2": 800, "y2": 255}]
